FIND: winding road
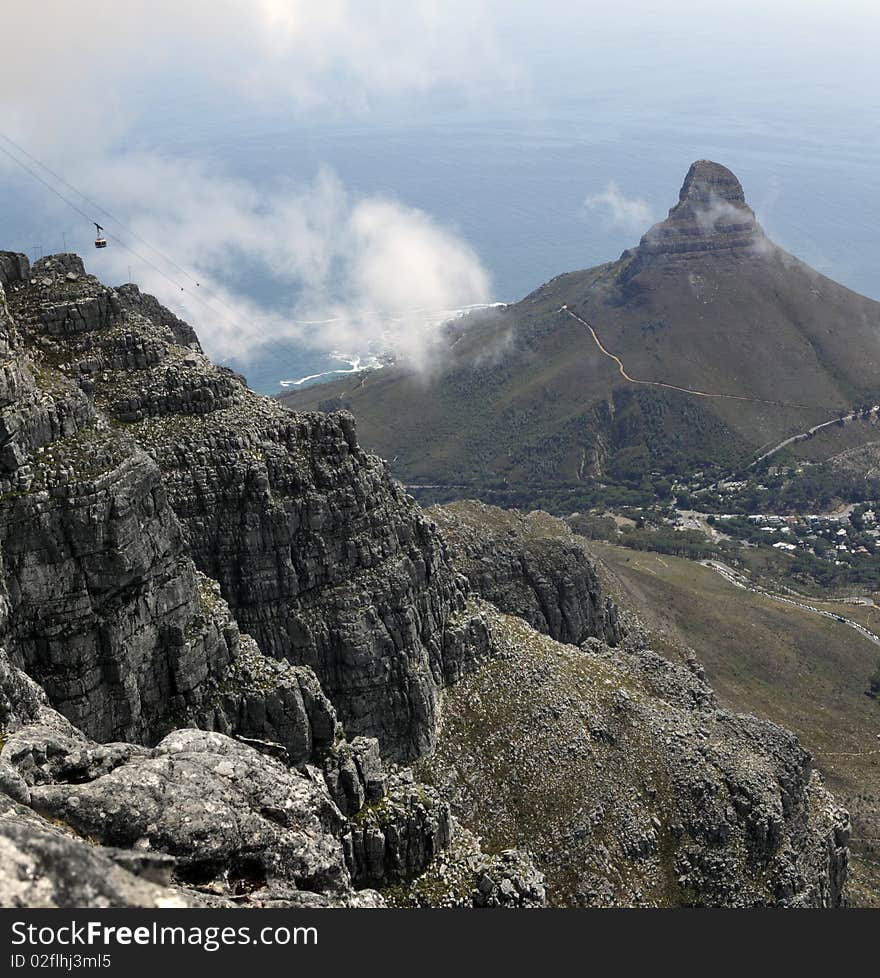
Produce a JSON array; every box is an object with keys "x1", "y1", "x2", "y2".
[
  {"x1": 700, "y1": 558, "x2": 880, "y2": 649},
  {"x1": 751, "y1": 406, "x2": 880, "y2": 466},
  {"x1": 559, "y1": 305, "x2": 842, "y2": 412}
]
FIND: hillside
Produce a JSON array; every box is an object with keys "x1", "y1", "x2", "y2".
[
  {"x1": 588, "y1": 539, "x2": 880, "y2": 906},
  {"x1": 0, "y1": 252, "x2": 853, "y2": 907},
  {"x1": 282, "y1": 161, "x2": 880, "y2": 496},
  {"x1": 426, "y1": 502, "x2": 877, "y2": 904}
]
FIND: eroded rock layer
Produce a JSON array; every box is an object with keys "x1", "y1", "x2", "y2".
[
  {"x1": 0, "y1": 251, "x2": 852, "y2": 908},
  {"x1": 632, "y1": 159, "x2": 765, "y2": 266},
  {"x1": 2, "y1": 253, "x2": 489, "y2": 761},
  {"x1": 428, "y1": 501, "x2": 621, "y2": 646}
]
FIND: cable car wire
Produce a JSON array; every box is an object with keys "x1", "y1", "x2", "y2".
[
  {"x1": 0, "y1": 131, "x2": 205, "y2": 291},
  {"x1": 0, "y1": 136, "x2": 317, "y2": 369},
  {"x1": 0, "y1": 132, "x2": 493, "y2": 383}
]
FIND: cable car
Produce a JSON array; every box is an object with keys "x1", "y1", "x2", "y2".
[{"x1": 94, "y1": 223, "x2": 107, "y2": 249}]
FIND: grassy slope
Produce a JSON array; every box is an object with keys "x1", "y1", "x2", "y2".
[
  {"x1": 282, "y1": 247, "x2": 880, "y2": 487},
  {"x1": 785, "y1": 416, "x2": 880, "y2": 464},
  {"x1": 589, "y1": 540, "x2": 880, "y2": 905}
]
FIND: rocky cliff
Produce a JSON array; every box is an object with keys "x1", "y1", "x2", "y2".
[
  {"x1": 628, "y1": 159, "x2": 766, "y2": 269},
  {"x1": 2, "y1": 253, "x2": 488, "y2": 762},
  {"x1": 0, "y1": 646, "x2": 542, "y2": 907},
  {"x1": 0, "y1": 251, "x2": 853, "y2": 907},
  {"x1": 0, "y1": 251, "x2": 535, "y2": 908},
  {"x1": 0, "y1": 255, "x2": 337, "y2": 762},
  {"x1": 418, "y1": 504, "x2": 849, "y2": 906},
  {"x1": 428, "y1": 501, "x2": 621, "y2": 646}
]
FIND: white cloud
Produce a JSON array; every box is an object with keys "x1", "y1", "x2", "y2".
[
  {"x1": 584, "y1": 182, "x2": 654, "y2": 235},
  {"x1": 0, "y1": 1, "x2": 503, "y2": 373},
  {"x1": 693, "y1": 194, "x2": 750, "y2": 233},
  {"x1": 83, "y1": 159, "x2": 491, "y2": 370},
  {"x1": 0, "y1": 2, "x2": 515, "y2": 149}
]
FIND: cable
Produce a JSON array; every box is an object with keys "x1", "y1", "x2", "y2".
[
  {"x1": 0, "y1": 133, "x2": 500, "y2": 381},
  {"x1": 0, "y1": 137, "x2": 314, "y2": 369},
  {"x1": 1, "y1": 130, "x2": 208, "y2": 292}
]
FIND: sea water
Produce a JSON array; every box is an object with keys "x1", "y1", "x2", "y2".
[{"x1": 4, "y1": 92, "x2": 879, "y2": 394}]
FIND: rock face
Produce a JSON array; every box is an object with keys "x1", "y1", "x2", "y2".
[
  {"x1": 0, "y1": 648, "x2": 538, "y2": 907},
  {"x1": 1, "y1": 255, "x2": 488, "y2": 762},
  {"x1": 0, "y1": 252, "x2": 536, "y2": 909},
  {"x1": 14, "y1": 726, "x2": 350, "y2": 894},
  {"x1": 628, "y1": 159, "x2": 766, "y2": 270},
  {"x1": 428, "y1": 501, "x2": 621, "y2": 646},
  {"x1": 0, "y1": 794, "x2": 209, "y2": 909},
  {"x1": 0, "y1": 249, "x2": 852, "y2": 908},
  {"x1": 419, "y1": 604, "x2": 850, "y2": 908},
  {"x1": 0, "y1": 256, "x2": 339, "y2": 763}
]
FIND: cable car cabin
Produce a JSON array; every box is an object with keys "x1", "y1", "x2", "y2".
[{"x1": 94, "y1": 235, "x2": 107, "y2": 249}]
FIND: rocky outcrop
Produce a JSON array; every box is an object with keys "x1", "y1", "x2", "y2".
[
  {"x1": 0, "y1": 248, "x2": 852, "y2": 909},
  {"x1": 419, "y1": 603, "x2": 849, "y2": 908},
  {"x1": 429, "y1": 501, "x2": 621, "y2": 646},
  {"x1": 321, "y1": 735, "x2": 456, "y2": 886},
  {"x1": 116, "y1": 283, "x2": 202, "y2": 350},
  {"x1": 341, "y1": 771, "x2": 453, "y2": 888},
  {"x1": 625, "y1": 159, "x2": 766, "y2": 272},
  {"x1": 0, "y1": 649, "x2": 540, "y2": 908},
  {"x1": 0, "y1": 665, "x2": 371, "y2": 905},
  {"x1": 2, "y1": 253, "x2": 490, "y2": 762},
  {"x1": 0, "y1": 794, "x2": 210, "y2": 908},
  {"x1": 18, "y1": 727, "x2": 351, "y2": 895},
  {"x1": 0, "y1": 257, "x2": 337, "y2": 763},
  {"x1": 387, "y1": 829, "x2": 547, "y2": 908}
]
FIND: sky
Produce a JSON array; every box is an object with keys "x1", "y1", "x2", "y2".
[{"x1": 2, "y1": 1, "x2": 879, "y2": 372}]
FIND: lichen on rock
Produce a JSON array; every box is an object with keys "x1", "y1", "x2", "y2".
[{"x1": 0, "y1": 250, "x2": 852, "y2": 908}]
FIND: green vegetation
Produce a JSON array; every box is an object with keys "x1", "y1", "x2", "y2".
[
  {"x1": 409, "y1": 478, "x2": 665, "y2": 515},
  {"x1": 697, "y1": 463, "x2": 880, "y2": 515},
  {"x1": 618, "y1": 526, "x2": 717, "y2": 560},
  {"x1": 588, "y1": 539, "x2": 880, "y2": 905},
  {"x1": 567, "y1": 513, "x2": 619, "y2": 540},
  {"x1": 868, "y1": 658, "x2": 880, "y2": 701}
]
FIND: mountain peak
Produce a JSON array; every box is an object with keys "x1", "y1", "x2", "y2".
[
  {"x1": 632, "y1": 160, "x2": 764, "y2": 266},
  {"x1": 679, "y1": 159, "x2": 747, "y2": 205}
]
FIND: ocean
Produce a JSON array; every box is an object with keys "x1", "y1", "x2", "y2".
[{"x1": 5, "y1": 93, "x2": 880, "y2": 395}]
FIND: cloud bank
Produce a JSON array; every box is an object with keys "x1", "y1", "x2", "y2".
[
  {"x1": 584, "y1": 182, "x2": 655, "y2": 236},
  {"x1": 81, "y1": 160, "x2": 492, "y2": 371},
  {"x1": 0, "y1": 1, "x2": 505, "y2": 373}
]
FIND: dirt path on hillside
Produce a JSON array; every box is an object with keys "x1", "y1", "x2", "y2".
[{"x1": 559, "y1": 305, "x2": 839, "y2": 413}]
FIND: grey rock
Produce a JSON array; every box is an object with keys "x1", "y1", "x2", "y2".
[
  {"x1": 0, "y1": 792, "x2": 205, "y2": 908},
  {"x1": 0, "y1": 761, "x2": 30, "y2": 804},
  {"x1": 116, "y1": 283, "x2": 202, "y2": 350},
  {"x1": 471, "y1": 850, "x2": 546, "y2": 908},
  {"x1": 625, "y1": 160, "x2": 766, "y2": 275},
  {"x1": 24, "y1": 728, "x2": 350, "y2": 895},
  {"x1": 429, "y1": 501, "x2": 621, "y2": 646},
  {"x1": 1, "y1": 255, "x2": 492, "y2": 761},
  {"x1": 322, "y1": 736, "x2": 387, "y2": 816},
  {"x1": 342, "y1": 773, "x2": 452, "y2": 887}
]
